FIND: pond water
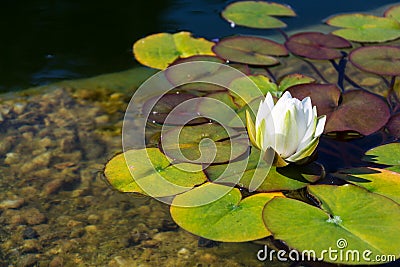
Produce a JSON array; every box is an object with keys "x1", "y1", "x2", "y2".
[
  {"x1": 1, "y1": 1, "x2": 400, "y2": 266},
  {"x1": 0, "y1": 0, "x2": 398, "y2": 92}
]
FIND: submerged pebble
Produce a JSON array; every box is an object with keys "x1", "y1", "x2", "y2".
[{"x1": 0, "y1": 198, "x2": 25, "y2": 209}]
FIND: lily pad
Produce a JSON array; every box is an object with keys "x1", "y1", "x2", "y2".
[
  {"x1": 384, "y1": 4, "x2": 400, "y2": 22},
  {"x1": 206, "y1": 148, "x2": 323, "y2": 192},
  {"x1": 285, "y1": 32, "x2": 351, "y2": 60},
  {"x1": 334, "y1": 167, "x2": 400, "y2": 204},
  {"x1": 287, "y1": 84, "x2": 341, "y2": 119},
  {"x1": 288, "y1": 85, "x2": 390, "y2": 135},
  {"x1": 171, "y1": 182, "x2": 283, "y2": 242},
  {"x1": 263, "y1": 184, "x2": 400, "y2": 264},
  {"x1": 229, "y1": 75, "x2": 277, "y2": 106},
  {"x1": 387, "y1": 113, "x2": 400, "y2": 138},
  {"x1": 133, "y1": 31, "x2": 215, "y2": 69},
  {"x1": 104, "y1": 148, "x2": 207, "y2": 197},
  {"x1": 349, "y1": 46, "x2": 400, "y2": 76},
  {"x1": 166, "y1": 56, "x2": 246, "y2": 92},
  {"x1": 221, "y1": 1, "x2": 295, "y2": 29},
  {"x1": 277, "y1": 74, "x2": 316, "y2": 92},
  {"x1": 326, "y1": 14, "x2": 400, "y2": 43},
  {"x1": 161, "y1": 123, "x2": 249, "y2": 164},
  {"x1": 325, "y1": 90, "x2": 390, "y2": 135},
  {"x1": 212, "y1": 36, "x2": 288, "y2": 66},
  {"x1": 363, "y1": 142, "x2": 400, "y2": 167},
  {"x1": 142, "y1": 93, "x2": 207, "y2": 125}
]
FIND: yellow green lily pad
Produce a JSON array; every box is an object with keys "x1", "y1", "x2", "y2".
[
  {"x1": 171, "y1": 182, "x2": 283, "y2": 242},
  {"x1": 104, "y1": 148, "x2": 207, "y2": 197},
  {"x1": 133, "y1": 31, "x2": 215, "y2": 69},
  {"x1": 263, "y1": 184, "x2": 400, "y2": 264}
]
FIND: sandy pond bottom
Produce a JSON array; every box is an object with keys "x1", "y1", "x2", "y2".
[{"x1": 0, "y1": 58, "x2": 394, "y2": 267}]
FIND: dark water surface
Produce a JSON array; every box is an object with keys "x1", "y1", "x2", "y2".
[{"x1": 0, "y1": 0, "x2": 399, "y2": 92}]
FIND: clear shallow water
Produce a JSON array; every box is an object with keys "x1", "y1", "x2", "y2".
[{"x1": 0, "y1": 0, "x2": 399, "y2": 92}]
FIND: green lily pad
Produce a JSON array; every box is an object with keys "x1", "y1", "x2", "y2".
[
  {"x1": 171, "y1": 182, "x2": 283, "y2": 242},
  {"x1": 363, "y1": 142, "x2": 400, "y2": 167},
  {"x1": 387, "y1": 114, "x2": 400, "y2": 138},
  {"x1": 229, "y1": 75, "x2": 277, "y2": 106},
  {"x1": 349, "y1": 46, "x2": 400, "y2": 76},
  {"x1": 277, "y1": 74, "x2": 316, "y2": 92},
  {"x1": 161, "y1": 123, "x2": 249, "y2": 164},
  {"x1": 104, "y1": 148, "x2": 207, "y2": 197},
  {"x1": 133, "y1": 31, "x2": 215, "y2": 69},
  {"x1": 221, "y1": 1, "x2": 296, "y2": 29},
  {"x1": 263, "y1": 184, "x2": 400, "y2": 264},
  {"x1": 334, "y1": 167, "x2": 400, "y2": 204},
  {"x1": 326, "y1": 14, "x2": 400, "y2": 43},
  {"x1": 206, "y1": 148, "x2": 323, "y2": 192},
  {"x1": 285, "y1": 32, "x2": 351, "y2": 60},
  {"x1": 212, "y1": 36, "x2": 288, "y2": 66},
  {"x1": 229, "y1": 97, "x2": 264, "y2": 128},
  {"x1": 288, "y1": 85, "x2": 390, "y2": 135}
]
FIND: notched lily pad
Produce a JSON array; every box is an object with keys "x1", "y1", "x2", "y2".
[
  {"x1": 334, "y1": 167, "x2": 400, "y2": 204},
  {"x1": 285, "y1": 32, "x2": 351, "y2": 60},
  {"x1": 263, "y1": 184, "x2": 400, "y2": 264},
  {"x1": 326, "y1": 13, "x2": 400, "y2": 43},
  {"x1": 161, "y1": 123, "x2": 249, "y2": 164},
  {"x1": 363, "y1": 142, "x2": 400, "y2": 167},
  {"x1": 349, "y1": 46, "x2": 400, "y2": 76},
  {"x1": 171, "y1": 182, "x2": 283, "y2": 242},
  {"x1": 212, "y1": 36, "x2": 288, "y2": 66},
  {"x1": 133, "y1": 32, "x2": 215, "y2": 69},
  {"x1": 288, "y1": 85, "x2": 390, "y2": 135},
  {"x1": 104, "y1": 148, "x2": 207, "y2": 197},
  {"x1": 221, "y1": 1, "x2": 296, "y2": 29}
]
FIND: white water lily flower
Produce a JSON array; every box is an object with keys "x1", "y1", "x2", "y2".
[{"x1": 246, "y1": 91, "x2": 326, "y2": 165}]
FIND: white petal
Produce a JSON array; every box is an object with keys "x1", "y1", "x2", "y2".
[
  {"x1": 255, "y1": 97, "x2": 273, "y2": 129},
  {"x1": 301, "y1": 97, "x2": 313, "y2": 126},
  {"x1": 296, "y1": 115, "x2": 317, "y2": 153},
  {"x1": 274, "y1": 103, "x2": 299, "y2": 158},
  {"x1": 314, "y1": 115, "x2": 326, "y2": 137},
  {"x1": 294, "y1": 99, "x2": 307, "y2": 145},
  {"x1": 262, "y1": 114, "x2": 275, "y2": 150},
  {"x1": 264, "y1": 92, "x2": 275, "y2": 111},
  {"x1": 286, "y1": 137, "x2": 319, "y2": 162}
]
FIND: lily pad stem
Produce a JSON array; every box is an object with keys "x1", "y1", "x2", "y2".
[
  {"x1": 302, "y1": 59, "x2": 329, "y2": 84},
  {"x1": 265, "y1": 67, "x2": 277, "y2": 83},
  {"x1": 329, "y1": 53, "x2": 362, "y2": 91}
]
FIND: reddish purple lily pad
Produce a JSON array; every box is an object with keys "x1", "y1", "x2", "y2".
[
  {"x1": 165, "y1": 55, "x2": 242, "y2": 92},
  {"x1": 288, "y1": 85, "x2": 390, "y2": 135},
  {"x1": 349, "y1": 46, "x2": 400, "y2": 76},
  {"x1": 142, "y1": 93, "x2": 207, "y2": 125},
  {"x1": 387, "y1": 113, "x2": 400, "y2": 138},
  {"x1": 212, "y1": 36, "x2": 288, "y2": 66},
  {"x1": 285, "y1": 32, "x2": 351, "y2": 60},
  {"x1": 287, "y1": 84, "x2": 341, "y2": 119}
]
